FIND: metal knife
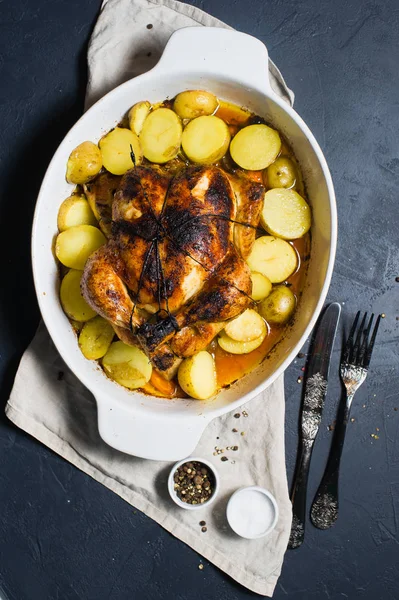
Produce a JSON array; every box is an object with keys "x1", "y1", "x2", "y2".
[{"x1": 288, "y1": 302, "x2": 341, "y2": 549}]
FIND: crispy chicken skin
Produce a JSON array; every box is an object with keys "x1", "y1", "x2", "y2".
[
  {"x1": 81, "y1": 164, "x2": 264, "y2": 376},
  {"x1": 81, "y1": 243, "x2": 140, "y2": 329},
  {"x1": 83, "y1": 172, "x2": 122, "y2": 237}
]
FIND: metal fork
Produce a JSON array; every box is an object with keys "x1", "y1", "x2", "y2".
[{"x1": 310, "y1": 311, "x2": 381, "y2": 530}]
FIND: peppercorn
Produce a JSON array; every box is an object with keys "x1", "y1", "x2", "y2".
[{"x1": 173, "y1": 461, "x2": 215, "y2": 505}]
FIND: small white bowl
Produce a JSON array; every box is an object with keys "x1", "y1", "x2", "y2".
[
  {"x1": 168, "y1": 457, "x2": 220, "y2": 510},
  {"x1": 226, "y1": 486, "x2": 279, "y2": 539}
]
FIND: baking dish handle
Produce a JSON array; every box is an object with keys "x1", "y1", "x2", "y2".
[
  {"x1": 156, "y1": 26, "x2": 272, "y2": 94},
  {"x1": 96, "y1": 393, "x2": 209, "y2": 461}
]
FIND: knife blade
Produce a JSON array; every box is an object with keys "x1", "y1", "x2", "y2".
[{"x1": 288, "y1": 302, "x2": 341, "y2": 549}]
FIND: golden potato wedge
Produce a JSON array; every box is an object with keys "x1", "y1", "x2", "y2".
[
  {"x1": 128, "y1": 100, "x2": 151, "y2": 135},
  {"x1": 173, "y1": 90, "x2": 218, "y2": 119},
  {"x1": 218, "y1": 328, "x2": 266, "y2": 355},
  {"x1": 57, "y1": 195, "x2": 97, "y2": 232},
  {"x1": 181, "y1": 115, "x2": 230, "y2": 164},
  {"x1": 99, "y1": 127, "x2": 143, "y2": 175},
  {"x1": 78, "y1": 316, "x2": 114, "y2": 360},
  {"x1": 55, "y1": 224, "x2": 106, "y2": 270},
  {"x1": 261, "y1": 188, "x2": 311, "y2": 240},
  {"x1": 258, "y1": 285, "x2": 296, "y2": 325},
  {"x1": 230, "y1": 124, "x2": 281, "y2": 170},
  {"x1": 60, "y1": 269, "x2": 97, "y2": 322},
  {"x1": 178, "y1": 351, "x2": 217, "y2": 400},
  {"x1": 66, "y1": 141, "x2": 102, "y2": 184},
  {"x1": 224, "y1": 309, "x2": 266, "y2": 342},
  {"x1": 266, "y1": 157, "x2": 296, "y2": 188},
  {"x1": 250, "y1": 272, "x2": 272, "y2": 302},
  {"x1": 140, "y1": 108, "x2": 182, "y2": 163},
  {"x1": 102, "y1": 341, "x2": 152, "y2": 389},
  {"x1": 246, "y1": 236, "x2": 297, "y2": 283}
]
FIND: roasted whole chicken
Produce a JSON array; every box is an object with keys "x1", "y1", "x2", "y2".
[{"x1": 81, "y1": 164, "x2": 264, "y2": 379}]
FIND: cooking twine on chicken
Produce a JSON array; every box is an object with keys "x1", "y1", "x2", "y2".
[{"x1": 125, "y1": 148, "x2": 260, "y2": 341}]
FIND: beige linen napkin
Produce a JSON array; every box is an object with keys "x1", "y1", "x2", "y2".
[{"x1": 6, "y1": 0, "x2": 294, "y2": 595}]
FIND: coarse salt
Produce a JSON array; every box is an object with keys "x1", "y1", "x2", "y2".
[{"x1": 227, "y1": 487, "x2": 278, "y2": 539}]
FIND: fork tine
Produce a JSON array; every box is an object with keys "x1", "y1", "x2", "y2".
[
  {"x1": 358, "y1": 313, "x2": 374, "y2": 364},
  {"x1": 363, "y1": 314, "x2": 381, "y2": 368},
  {"x1": 342, "y1": 311, "x2": 360, "y2": 363},
  {"x1": 352, "y1": 312, "x2": 367, "y2": 363}
]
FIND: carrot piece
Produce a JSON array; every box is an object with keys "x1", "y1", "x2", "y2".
[{"x1": 149, "y1": 370, "x2": 177, "y2": 397}]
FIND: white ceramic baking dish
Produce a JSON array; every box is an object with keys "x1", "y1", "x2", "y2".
[{"x1": 32, "y1": 27, "x2": 337, "y2": 461}]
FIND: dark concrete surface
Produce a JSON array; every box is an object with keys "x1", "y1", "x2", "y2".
[{"x1": 0, "y1": 0, "x2": 398, "y2": 598}]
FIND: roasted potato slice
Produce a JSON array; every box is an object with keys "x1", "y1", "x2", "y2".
[
  {"x1": 230, "y1": 124, "x2": 281, "y2": 170},
  {"x1": 71, "y1": 319, "x2": 84, "y2": 333},
  {"x1": 173, "y1": 90, "x2": 218, "y2": 119},
  {"x1": 57, "y1": 195, "x2": 97, "y2": 232},
  {"x1": 60, "y1": 269, "x2": 97, "y2": 322},
  {"x1": 78, "y1": 315, "x2": 114, "y2": 360},
  {"x1": 55, "y1": 225, "x2": 106, "y2": 270},
  {"x1": 99, "y1": 127, "x2": 143, "y2": 175},
  {"x1": 218, "y1": 327, "x2": 266, "y2": 355},
  {"x1": 128, "y1": 100, "x2": 151, "y2": 135},
  {"x1": 261, "y1": 188, "x2": 311, "y2": 240},
  {"x1": 250, "y1": 272, "x2": 272, "y2": 302},
  {"x1": 246, "y1": 236, "x2": 297, "y2": 283},
  {"x1": 258, "y1": 285, "x2": 296, "y2": 325},
  {"x1": 178, "y1": 351, "x2": 217, "y2": 400},
  {"x1": 181, "y1": 115, "x2": 230, "y2": 164},
  {"x1": 102, "y1": 341, "x2": 152, "y2": 389},
  {"x1": 224, "y1": 309, "x2": 266, "y2": 342},
  {"x1": 266, "y1": 157, "x2": 296, "y2": 188},
  {"x1": 66, "y1": 141, "x2": 102, "y2": 184},
  {"x1": 140, "y1": 108, "x2": 182, "y2": 163}
]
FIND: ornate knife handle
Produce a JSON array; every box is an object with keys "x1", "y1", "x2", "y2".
[
  {"x1": 310, "y1": 401, "x2": 351, "y2": 529},
  {"x1": 288, "y1": 372, "x2": 327, "y2": 549}
]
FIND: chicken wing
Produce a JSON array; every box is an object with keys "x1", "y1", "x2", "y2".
[{"x1": 228, "y1": 173, "x2": 264, "y2": 259}]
